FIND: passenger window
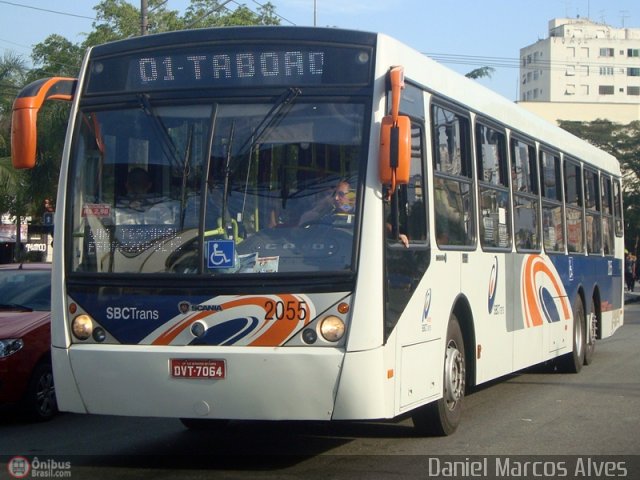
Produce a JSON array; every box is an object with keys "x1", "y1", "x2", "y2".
[
  {"x1": 432, "y1": 105, "x2": 472, "y2": 178},
  {"x1": 601, "y1": 174, "x2": 614, "y2": 256},
  {"x1": 540, "y1": 150, "x2": 564, "y2": 253},
  {"x1": 614, "y1": 179, "x2": 623, "y2": 237},
  {"x1": 385, "y1": 123, "x2": 427, "y2": 244},
  {"x1": 564, "y1": 159, "x2": 584, "y2": 253},
  {"x1": 476, "y1": 123, "x2": 510, "y2": 249},
  {"x1": 584, "y1": 168, "x2": 601, "y2": 254},
  {"x1": 432, "y1": 103, "x2": 474, "y2": 247},
  {"x1": 510, "y1": 137, "x2": 540, "y2": 252},
  {"x1": 511, "y1": 138, "x2": 537, "y2": 194}
]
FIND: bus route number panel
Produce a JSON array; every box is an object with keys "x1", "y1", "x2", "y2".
[{"x1": 170, "y1": 358, "x2": 226, "y2": 379}]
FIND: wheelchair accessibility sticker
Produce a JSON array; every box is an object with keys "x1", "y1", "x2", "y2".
[{"x1": 206, "y1": 240, "x2": 235, "y2": 269}]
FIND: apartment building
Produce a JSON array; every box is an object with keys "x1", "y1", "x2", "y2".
[{"x1": 518, "y1": 17, "x2": 640, "y2": 124}]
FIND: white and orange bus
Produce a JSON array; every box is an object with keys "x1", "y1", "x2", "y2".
[{"x1": 12, "y1": 27, "x2": 623, "y2": 435}]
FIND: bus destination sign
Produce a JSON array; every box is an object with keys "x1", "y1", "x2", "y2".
[{"x1": 86, "y1": 45, "x2": 372, "y2": 94}]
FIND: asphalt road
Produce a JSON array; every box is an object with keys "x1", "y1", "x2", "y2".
[{"x1": 1, "y1": 303, "x2": 639, "y2": 479}]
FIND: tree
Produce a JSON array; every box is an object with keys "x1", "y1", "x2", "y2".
[
  {"x1": 0, "y1": 51, "x2": 27, "y2": 156},
  {"x1": 3, "y1": 0, "x2": 282, "y2": 237},
  {"x1": 0, "y1": 51, "x2": 28, "y2": 251},
  {"x1": 28, "y1": 34, "x2": 84, "y2": 81},
  {"x1": 465, "y1": 66, "x2": 495, "y2": 79},
  {"x1": 182, "y1": 0, "x2": 279, "y2": 28}
]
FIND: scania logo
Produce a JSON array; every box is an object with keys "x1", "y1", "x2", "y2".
[{"x1": 178, "y1": 301, "x2": 224, "y2": 314}]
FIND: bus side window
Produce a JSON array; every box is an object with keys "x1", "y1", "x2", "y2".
[
  {"x1": 510, "y1": 137, "x2": 540, "y2": 252},
  {"x1": 431, "y1": 103, "x2": 474, "y2": 247},
  {"x1": 584, "y1": 168, "x2": 602, "y2": 255},
  {"x1": 614, "y1": 179, "x2": 623, "y2": 238},
  {"x1": 564, "y1": 158, "x2": 584, "y2": 253},
  {"x1": 385, "y1": 122, "x2": 426, "y2": 244},
  {"x1": 384, "y1": 120, "x2": 428, "y2": 342},
  {"x1": 540, "y1": 150, "x2": 565, "y2": 253},
  {"x1": 476, "y1": 122, "x2": 510, "y2": 250},
  {"x1": 601, "y1": 174, "x2": 615, "y2": 256}
]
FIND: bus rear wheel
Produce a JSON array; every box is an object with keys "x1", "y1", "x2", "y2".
[
  {"x1": 412, "y1": 314, "x2": 465, "y2": 436},
  {"x1": 583, "y1": 298, "x2": 597, "y2": 366},
  {"x1": 558, "y1": 296, "x2": 585, "y2": 373}
]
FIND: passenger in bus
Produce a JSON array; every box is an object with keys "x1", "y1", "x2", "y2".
[
  {"x1": 298, "y1": 180, "x2": 355, "y2": 225},
  {"x1": 386, "y1": 222, "x2": 409, "y2": 248}
]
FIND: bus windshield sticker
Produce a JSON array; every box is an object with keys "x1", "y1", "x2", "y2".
[{"x1": 206, "y1": 240, "x2": 235, "y2": 269}]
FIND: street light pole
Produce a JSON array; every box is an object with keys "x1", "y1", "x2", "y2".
[{"x1": 314, "y1": 0, "x2": 316, "y2": 27}]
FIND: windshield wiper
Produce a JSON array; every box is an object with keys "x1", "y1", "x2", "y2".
[
  {"x1": 137, "y1": 94, "x2": 183, "y2": 169},
  {"x1": 236, "y1": 87, "x2": 301, "y2": 158},
  {"x1": 232, "y1": 88, "x2": 301, "y2": 221}
]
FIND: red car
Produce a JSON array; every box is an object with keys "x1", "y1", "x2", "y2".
[{"x1": 0, "y1": 263, "x2": 56, "y2": 421}]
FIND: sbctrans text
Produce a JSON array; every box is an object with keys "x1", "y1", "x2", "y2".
[{"x1": 106, "y1": 306, "x2": 159, "y2": 321}]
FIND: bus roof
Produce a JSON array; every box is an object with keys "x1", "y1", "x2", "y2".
[
  {"x1": 86, "y1": 26, "x2": 619, "y2": 176},
  {"x1": 374, "y1": 32, "x2": 621, "y2": 176}
]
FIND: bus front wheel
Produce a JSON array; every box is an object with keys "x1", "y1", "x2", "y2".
[{"x1": 412, "y1": 314, "x2": 465, "y2": 436}]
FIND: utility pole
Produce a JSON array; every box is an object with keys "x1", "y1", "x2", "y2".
[
  {"x1": 141, "y1": 0, "x2": 148, "y2": 36},
  {"x1": 313, "y1": 0, "x2": 317, "y2": 27}
]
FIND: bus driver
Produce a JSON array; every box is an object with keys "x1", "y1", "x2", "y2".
[{"x1": 298, "y1": 180, "x2": 355, "y2": 225}]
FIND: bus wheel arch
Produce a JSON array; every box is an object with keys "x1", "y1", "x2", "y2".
[
  {"x1": 452, "y1": 297, "x2": 476, "y2": 390},
  {"x1": 412, "y1": 297, "x2": 475, "y2": 436}
]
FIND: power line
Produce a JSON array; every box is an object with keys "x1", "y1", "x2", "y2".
[
  {"x1": 425, "y1": 51, "x2": 638, "y2": 73},
  {"x1": 0, "y1": 37, "x2": 31, "y2": 50},
  {"x1": 184, "y1": 0, "x2": 234, "y2": 29},
  {"x1": 0, "y1": 0, "x2": 95, "y2": 20},
  {"x1": 245, "y1": 0, "x2": 296, "y2": 26}
]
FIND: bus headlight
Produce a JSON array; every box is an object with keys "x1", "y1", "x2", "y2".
[
  {"x1": 72, "y1": 314, "x2": 94, "y2": 340},
  {"x1": 319, "y1": 315, "x2": 345, "y2": 342}
]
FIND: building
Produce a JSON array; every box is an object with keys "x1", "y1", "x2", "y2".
[
  {"x1": 518, "y1": 17, "x2": 640, "y2": 124},
  {"x1": 0, "y1": 214, "x2": 52, "y2": 263}
]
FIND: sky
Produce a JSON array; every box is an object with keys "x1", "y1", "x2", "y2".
[{"x1": 1, "y1": 0, "x2": 640, "y2": 101}]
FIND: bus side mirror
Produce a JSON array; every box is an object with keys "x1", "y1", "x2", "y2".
[
  {"x1": 11, "y1": 77, "x2": 76, "y2": 169},
  {"x1": 11, "y1": 107, "x2": 39, "y2": 169},
  {"x1": 379, "y1": 114, "x2": 411, "y2": 188}
]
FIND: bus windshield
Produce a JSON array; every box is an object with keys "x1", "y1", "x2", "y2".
[{"x1": 69, "y1": 96, "x2": 365, "y2": 275}]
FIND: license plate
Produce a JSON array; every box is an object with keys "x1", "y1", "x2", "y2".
[{"x1": 170, "y1": 359, "x2": 226, "y2": 379}]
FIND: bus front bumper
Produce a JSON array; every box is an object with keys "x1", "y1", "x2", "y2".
[{"x1": 53, "y1": 344, "x2": 346, "y2": 420}]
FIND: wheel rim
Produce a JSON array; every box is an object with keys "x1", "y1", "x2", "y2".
[
  {"x1": 36, "y1": 371, "x2": 56, "y2": 417},
  {"x1": 443, "y1": 340, "x2": 465, "y2": 410}
]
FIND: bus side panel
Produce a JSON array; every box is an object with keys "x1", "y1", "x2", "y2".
[
  {"x1": 551, "y1": 254, "x2": 623, "y2": 339},
  {"x1": 398, "y1": 340, "x2": 441, "y2": 410},
  {"x1": 463, "y1": 252, "x2": 515, "y2": 384},
  {"x1": 511, "y1": 254, "x2": 572, "y2": 369}
]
